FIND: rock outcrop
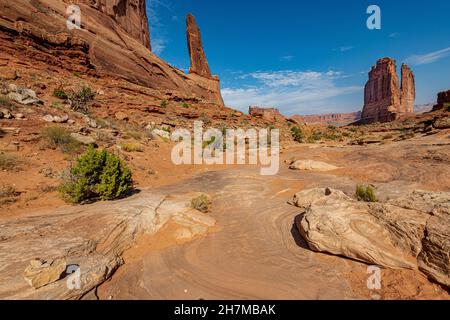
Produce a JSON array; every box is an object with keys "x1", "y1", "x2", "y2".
[
  {"x1": 249, "y1": 107, "x2": 285, "y2": 122},
  {"x1": 186, "y1": 13, "x2": 212, "y2": 79},
  {"x1": 0, "y1": 0, "x2": 224, "y2": 106},
  {"x1": 292, "y1": 112, "x2": 361, "y2": 125},
  {"x1": 362, "y1": 58, "x2": 415, "y2": 123},
  {"x1": 433, "y1": 90, "x2": 450, "y2": 111},
  {"x1": 293, "y1": 188, "x2": 450, "y2": 287},
  {"x1": 0, "y1": 191, "x2": 216, "y2": 299}
]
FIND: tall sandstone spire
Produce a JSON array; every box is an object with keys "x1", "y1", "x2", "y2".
[
  {"x1": 400, "y1": 64, "x2": 416, "y2": 113},
  {"x1": 362, "y1": 58, "x2": 415, "y2": 123},
  {"x1": 186, "y1": 13, "x2": 213, "y2": 79}
]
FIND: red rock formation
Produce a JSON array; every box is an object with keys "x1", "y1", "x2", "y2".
[
  {"x1": 400, "y1": 64, "x2": 415, "y2": 113},
  {"x1": 0, "y1": 0, "x2": 224, "y2": 106},
  {"x1": 186, "y1": 13, "x2": 212, "y2": 79},
  {"x1": 433, "y1": 90, "x2": 450, "y2": 111},
  {"x1": 249, "y1": 107, "x2": 285, "y2": 122},
  {"x1": 362, "y1": 58, "x2": 401, "y2": 123},
  {"x1": 292, "y1": 111, "x2": 361, "y2": 125},
  {"x1": 89, "y1": 0, "x2": 151, "y2": 49}
]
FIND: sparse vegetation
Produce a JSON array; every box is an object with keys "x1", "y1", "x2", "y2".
[
  {"x1": 307, "y1": 131, "x2": 322, "y2": 143},
  {"x1": 0, "y1": 95, "x2": 12, "y2": 107},
  {"x1": 50, "y1": 102, "x2": 64, "y2": 110},
  {"x1": 356, "y1": 185, "x2": 378, "y2": 202},
  {"x1": 124, "y1": 130, "x2": 143, "y2": 140},
  {"x1": 52, "y1": 88, "x2": 68, "y2": 100},
  {"x1": 0, "y1": 152, "x2": 18, "y2": 171},
  {"x1": 120, "y1": 141, "x2": 144, "y2": 153},
  {"x1": 69, "y1": 86, "x2": 95, "y2": 114},
  {"x1": 182, "y1": 102, "x2": 190, "y2": 108},
  {"x1": 444, "y1": 102, "x2": 450, "y2": 112},
  {"x1": 290, "y1": 126, "x2": 304, "y2": 143},
  {"x1": 59, "y1": 146, "x2": 133, "y2": 204},
  {"x1": 0, "y1": 184, "x2": 20, "y2": 205},
  {"x1": 41, "y1": 127, "x2": 82, "y2": 154},
  {"x1": 191, "y1": 194, "x2": 212, "y2": 213},
  {"x1": 160, "y1": 99, "x2": 168, "y2": 108}
]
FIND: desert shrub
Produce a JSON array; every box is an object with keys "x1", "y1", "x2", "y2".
[
  {"x1": 191, "y1": 194, "x2": 212, "y2": 213},
  {"x1": 52, "y1": 88, "x2": 68, "y2": 100},
  {"x1": 0, "y1": 184, "x2": 18, "y2": 198},
  {"x1": 120, "y1": 141, "x2": 144, "y2": 153},
  {"x1": 160, "y1": 99, "x2": 168, "y2": 108},
  {"x1": 59, "y1": 146, "x2": 133, "y2": 204},
  {"x1": 182, "y1": 102, "x2": 190, "y2": 108},
  {"x1": 290, "y1": 126, "x2": 304, "y2": 143},
  {"x1": 307, "y1": 131, "x2": 322, "y2": 143},
  {"x1": 41, "y1": 127, "x2": 82, "y2": 154},
  {"x1": 0, "y1": 152, "x2": 18, "y2": 171},
  {"x1": 0, "y1": 95, "x2": 12, "y2": 108},
  {"x1": 50, "y1": 102, "x2": 63, "y2": 110},
  {"x1": 124, "y1": 130, "x2": 142, "y2": 140},
  {"x1": 444, "y1": 102, "x2": 450, "y2": 111},
  {"x1": 356, "y1": 185, "x2": 378, "y2": 202},
  {"x1": 69, "y1": 86, "x2": 95, "y2": 114}
]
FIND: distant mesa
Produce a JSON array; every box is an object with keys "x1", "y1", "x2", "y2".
[
  {"x1": 361, "y1": 57, "x2": 415, "y2": 124},
  {"x1": 291, "y1": 112, "x2": 362, "y2": 126},
  {"x1": 249, "y1": 107, "x2": 285, "y2": 122}
]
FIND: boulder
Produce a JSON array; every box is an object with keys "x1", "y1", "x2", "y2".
[
  {"x1": 70, "y1": 133, "x2": 96, "y2": 146},
  {"x1": 53, "y1": 115, "x2": 69, "y2": 123},
  {"x1": 433, "y1": 117, "x2": 450, "y2": 129},
  {"x1": 8, "y1": 88, "x2": 42, "y2": 105},
  {"x1": 292, "y1": 188, "x2": 450, "y2": 287},
  {"x1": 152, "y1": 129, "x2": 170, "y2": 140},
  {"x1": 289, "y1": 160, "x2": 339, "y2": 172},
  {"x1": 42, "y1": 114, "x2": 54, "y2": 122},
  {"x1": 14, "y1": 113, "x2": 24, "y2": 119},
  {"x1": 23, "y1": 258, "x2": 67, "y2": 289},
  {"x1": 115, "y1": 112, "x2": 129, "y2": 121}
]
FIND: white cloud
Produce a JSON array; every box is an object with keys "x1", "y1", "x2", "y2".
[
  {"x1": 334, "y1": 46, "x2": 355, "y2": 52},
  {"x1": 280, "y1": 55, "x2": 295, "y2": 62},
  {"x1": 148, "y1": 0, "x2": 172, "y2": 55},
  {"x1": 222, "y1": 70, "x2": 361, "y2": 115},
  {"x1": 405, "y1": 47, "x2": 450, "y2": 66}
]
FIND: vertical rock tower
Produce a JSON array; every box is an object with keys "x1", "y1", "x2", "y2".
[{"x1": 362, "y1": 58, "x2": 415, "y2": 123}]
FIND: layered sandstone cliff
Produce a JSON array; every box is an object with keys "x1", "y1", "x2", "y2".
[
  {"x1": 362, "y1": 58, "x2": 415, "y2": 123},
  {"x1": 292, "y1": 111, "x2": 361, "y2": 125},
  {"x1": 0, "y1": 0, "x2": 224, "y2": 106},
  {"x1": 433, "y1": 90, "x2": 450, "y2": 111}
]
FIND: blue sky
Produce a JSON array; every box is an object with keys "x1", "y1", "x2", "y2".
[{"x1": 147, "y1": 0, "x2": 450, "y2": 115}]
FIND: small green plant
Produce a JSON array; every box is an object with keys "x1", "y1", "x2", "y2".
[
  {"x1": 120, "y1": 141, "x2": 144, "y2": 153},
  {"x1": 160, "y1": 99, "x2": 168, "y2": 108},
  {"x1": 307, "y1": 131, "x2": 323, "y2": 143},
  {"x1": 444, "y1": 102, "x2": 450, "y2": 111},
  {"x1": 0, "y1": 95, "x2": 12, "y2": 107},
  {"x1": 202, "y1": 136, "x2": 216, "y2": 149},
  {"x1": 0, "y1": 152, "x2": 18, "y2": 171},
  {"x1": 69, "y1": 86, "x2": 95, "y2": 114},
  {"x1": 191, "y1": 194, "x2": 212, "y2": 213},
  {"x1": 290, "y1": 126, "x2": 304, "y2": 143},
  {"x1": 124, "y1": 130, "x2": 142, "y2": 140},
  {"x1": 52, "y1": 88, "x2": 68, "y2": 100},
  {"x1": 182, "y1": 102, "x2": 190, "y2": 108},
  {"x1": 41, "y1": 127, "x2": 82, "y2": 154},
  {"x1": 356, "y1": 185, "x2": 378, "y2": 202},
  {"x1": 50, "y1": 102, "x2": 63, "y2": 110},
  {"x1": 59, "y1": 146, "x2": 133, "y2": 204}
]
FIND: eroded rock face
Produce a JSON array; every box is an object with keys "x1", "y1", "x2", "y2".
[
  {"x1": 293, "y1": 112, "x2": 361, "y2": 125},
  {"x1": 433, "y1": 90, "x2": 450, "y2": 111},
  {"x1": 186, "y1": 13, "x2": 212, "y2": 79},
  {"x1": 293, "y1": 188, "x2": 450, "y2": 287},
  {"x1": 89, "y1": 0, "x2": 151, "y2": 49},
  {"x1": 362, "y1": 58, "x2": 415, "y2": 123},
  {"x1": 0, "y1": 0, "x2": 224, "y2": 106}
]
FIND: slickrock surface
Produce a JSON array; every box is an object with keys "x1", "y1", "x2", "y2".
[
  {"x1": 0, "y1": 192, "x2": 215, "y2": 299},
  {"x1": 362, "y1": 58, "x2": 415, "y2": 123}
]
